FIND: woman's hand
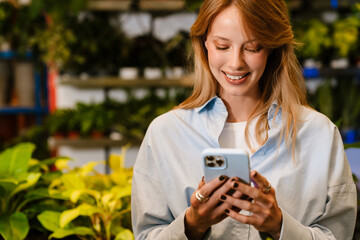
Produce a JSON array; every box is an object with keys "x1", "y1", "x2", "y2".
[
  {"x1": 185, "y1": 175, "x2": 246, "y2": 239},
  {"x1": 220, "y1": 170, "x2": 283, "y2": 239}
]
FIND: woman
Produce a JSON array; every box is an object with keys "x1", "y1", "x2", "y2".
[{"x1": 131, "y1": 0, "x2": 357, "y2": 239}]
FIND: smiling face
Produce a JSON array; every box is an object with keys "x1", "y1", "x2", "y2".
[{"x1": 204, "y1": 4, "x2": 270, "y2": 103}]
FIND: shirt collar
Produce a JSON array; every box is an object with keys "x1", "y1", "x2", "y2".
[
  {"x1": 194, "y1": 96, "x2": 220, "y2": 113},
  {"x1": 195, "y1": 96, "x2": 282, "y2": 127}
]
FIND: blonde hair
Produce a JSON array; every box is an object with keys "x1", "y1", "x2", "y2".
[{"x1": 177, "y1": 0, "x2": 308, "y2": 157}]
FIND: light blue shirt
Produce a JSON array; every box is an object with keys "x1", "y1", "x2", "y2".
[{"x1": 132, "y1": 96, "x2": 357, "y2": 239}]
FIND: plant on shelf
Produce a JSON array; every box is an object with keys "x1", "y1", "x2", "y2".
[
  {"x1": 332, "y1": 15, "x2": 360, "y2": 67},
  {"x1": 294, "y1": 19, "x2": 332, "y2": 62},
  {"x1": 0, "y1": 2, "x2": 15, "y2": 51},
  {"x1": 29, "y1": 0, "x2": 88, "y2": 71},
  {"x1": 46, "y1": 109, "x2": 75, "y2": 138},
  {"x1": 184, "y1": 0, "x2": 203, "y2": 11},
  {"x1": 37, "y1": 146, "x2": 133, "y2": 240},
  {"x1": 62, "y1": 12, "x2": 132, "y2": 76}
]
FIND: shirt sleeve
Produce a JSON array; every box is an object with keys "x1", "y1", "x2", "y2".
[
  {"x1": 279, "y1": 126, "x2": 357, "y2": 240},
  {"x1": 131, "y1": 134, "x2": 189, "y2": 239}
]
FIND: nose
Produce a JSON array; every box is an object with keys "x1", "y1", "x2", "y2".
[{"x1": 229, "y1": 49, "x2": 245, "y2": 70}]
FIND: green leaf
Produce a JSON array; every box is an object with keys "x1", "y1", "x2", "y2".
[
  {"x1": 0, "y1": 181, "x2": 17, "y2": 197},
  {"x1": 28, "y1": 157, "x2": 69, "y2": 172},
  {"x1": 10, "y1": 173, "x2": 41, "y2": 198},
  {"x1": 60, "y1": 204, "x2": 102, "y2": 228},
  {"x1": 49, "y1": 227, "x2": 95, "y2": 239},
  {"x1": 0, "y1": 212, "x2": 29, "y2": 240},
  {"x1": 61, "y1": 173, "x2": 85, "y2": 190},
  {"x1": 0, "y1": 143, "x2": 35, "y2": 178},
  {"x1": 114, "y1": 228, "x2": 134, "y2": 240},
  {"x1": 70, "y1": 189, "x2": 101, "y2": 203},
  {"x1": 37, "y1": 211, "x2": 60, "y2": 232}
]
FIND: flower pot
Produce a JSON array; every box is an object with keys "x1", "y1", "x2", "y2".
[
  {"x1": 119, "y1": 67, "x2": 139, "y2": 80},
  {"x1": 91, "y1": 130, "x2": 104, "y2": 139},
  {"x1": 14, "y1": 61, "x2": 35, "y2": 107},
  {"x1": 330, "y1": 58, "x2": 350, "y2": 69},
  {"x1": 165, "y1": 66, "x2": 184, "y2": 79},
  {"x1": 0, "y1": 60, "x2": 10, "y2": 107},
  {"x1": 68, "y1": 131, "x2": 81, "y2": 139},
  {"x1": 144, "y1": 67, "x2": 162, "y2": 80}
]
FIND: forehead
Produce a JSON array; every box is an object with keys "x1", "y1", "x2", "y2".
[{"x1": 207, "y1": 5, "x2": 252, "y2": 41}]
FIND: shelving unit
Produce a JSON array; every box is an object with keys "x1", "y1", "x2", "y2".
[
  {"x1": 58, "y1": 74, "x2": 194, "y2": 88},
  {"x1": 0, "y1": 51, "x2": 48, "y2": 125},
  {"x1": 87, "y1": 0, "x2": 186, "y2": 11}
]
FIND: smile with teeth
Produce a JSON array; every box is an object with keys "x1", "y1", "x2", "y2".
[{"x1": 225, "y1": 72, "x2": 250, "y2": 80}]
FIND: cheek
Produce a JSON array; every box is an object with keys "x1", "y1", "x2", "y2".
[
  {"x1": 207, "y1": 49, "x2": 225, "y2": 69},
  {"x1": 246, "y1": 54, "x2": 268, "y2": 72}
]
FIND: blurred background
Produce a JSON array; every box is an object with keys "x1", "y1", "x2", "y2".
[{"x1": 0, "y1": 0, "x2": 359, "y2": 239}]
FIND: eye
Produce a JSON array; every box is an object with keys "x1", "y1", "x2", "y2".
[
  {"x1": 244, "y1": 46, "x2": 262, "y2": 53},
  {"x1": 215, "y1": 46, "x2": 229, "y2": 50}
]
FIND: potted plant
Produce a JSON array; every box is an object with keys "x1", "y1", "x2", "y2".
[
  {"x1": 294, "y1": 18, "x2": 332, "y2": 74},
  {"x1": 0, "y1": 143, "x2": 67, "y2": 240},
  {"x1": 331, "y1": 16, "x2": 360, "y2": 69},
  {"x1": 37, "y1": 147, "x2": 134, "y2": 240}
]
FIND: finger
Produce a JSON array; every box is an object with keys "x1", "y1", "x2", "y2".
[
  {"x1": 251, "y1": 170, "x2": 272, "y2": 191},
  {"x1": 219, "y1": 194, "x2": 262, "y2": 214},
  {"x1": 198, "y1": 176, "x2": 205, "y2": 189},
  {"x1": 230, "y1": 180, "x2": 268, "y2": 204},
  {"x1": 224, "y1": 208, "x2": 260, "y2": 226},
  {"x1": 197, "y1": 175, "x2": 228, "y2": 198}
]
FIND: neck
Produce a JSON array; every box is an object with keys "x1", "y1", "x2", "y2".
[{"x1": 221, "y1": 95, "x2": 261, "y2": 122}]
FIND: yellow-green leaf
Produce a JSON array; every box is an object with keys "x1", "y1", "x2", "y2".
[
  {"x1": 10, "y1": 173, "x2": 41, "y2": 198},
  {"x1": 70, "y1": 189, "x2": 101, "y2": 203},
  {"x1": 114, "y1": 228, "x2": 134, "y2": 240},
  {"x1": 78, "y1": 161, "x2": 100, "y2": 177},
  {"x1": 54, "y1": 158, "x2": 71, "y2": 171},
  {"x1": 59, "y1": 204, "x2": 102, "y2": 228}
]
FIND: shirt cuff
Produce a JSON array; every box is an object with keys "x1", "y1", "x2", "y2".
[{"x1": 279, "y1": 208, "x2": 312, "y2": 240}]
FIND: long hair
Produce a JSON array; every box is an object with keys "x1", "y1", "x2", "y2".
[{"x1": 177, "y1": 0, "x2": 308, "y2": 157}]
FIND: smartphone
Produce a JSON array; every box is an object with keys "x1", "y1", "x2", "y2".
[{"x1": 202, "y1": 148, "x2": 250, "y2": 184}]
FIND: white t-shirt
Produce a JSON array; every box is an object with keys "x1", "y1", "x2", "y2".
[{"x1": 219, "y1": 119, "x2": 261, "y2": 157}]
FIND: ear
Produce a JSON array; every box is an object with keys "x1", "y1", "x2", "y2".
[{"x1": 204, "y1": 38, "x2": 208, "y2": 49}]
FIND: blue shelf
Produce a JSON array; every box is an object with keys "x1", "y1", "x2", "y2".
[
  {"x1": 0, "y1": 51, "x2": 48, "y2": 125},
  {"x1": 0, "y1": 107, "x2": 48, "y2": 115},
  {"x1": 0, "y1": 50, "x2": 33, "y2": 60}
]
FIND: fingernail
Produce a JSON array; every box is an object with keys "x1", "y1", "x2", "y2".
[
  {"x1": 219, "y1": 175, "x2": 227, "y2": 181},
  {"x1": 220, "y1": 195, "x2": 226, "y2": 201},
  {"x1": 233, "y1": 182, "x2": 239, "y2": 188},
  {"x1": 224, "y1": 209, "x2": 230, "y2": 214},
  {"x1": 202, "y1": 176, "x2": 205, "y2": 182}
]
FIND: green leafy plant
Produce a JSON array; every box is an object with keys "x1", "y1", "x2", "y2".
[
  {"x1": 332, "y1": 16, "x2": 360, "y2": 58},
  {"x1": 37, "y1": 146, "x2": 133, "y2": 240},
  {"x1": 29, "y1": 0, "x2": 87, "y2": 70},
  {"x1": 295, "y1": 19, "x2": 332, "y2": 60},
  {"x1": 0, "y1": 143, "x2": 66, "y2": 240},
  {"x1": 0, "y1": 143, "x2": 36, "y2": 240}
]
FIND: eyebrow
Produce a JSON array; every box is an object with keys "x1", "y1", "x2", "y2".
[{"x1": 212, "y1": 35, "x2": 257, "y2": 44}]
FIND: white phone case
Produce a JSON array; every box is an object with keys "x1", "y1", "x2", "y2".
[{"x1": 202, "y1": 148, "x2": 250, "y2": 183}]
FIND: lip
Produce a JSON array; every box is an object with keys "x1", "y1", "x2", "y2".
[{"x1": 223, "y1": 71, "x2": 250, "y2": 85}]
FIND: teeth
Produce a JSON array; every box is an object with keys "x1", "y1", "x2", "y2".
[{"x1": 225, "y1": 73, "x2": 248, "y2": 80}]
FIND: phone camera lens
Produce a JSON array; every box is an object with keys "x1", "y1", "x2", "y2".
[
  {"x1": 207, "y1": 162, "x2": 215, "y2": 167},
  {"x1": 206, "y1": 156, "x2": 215, "y2": 161},
  {"x1": 216, "y1": 159, "x2": 224, "y2": 166}
]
